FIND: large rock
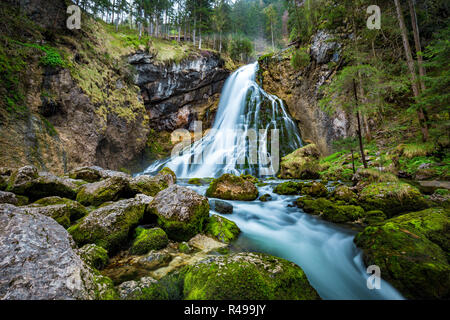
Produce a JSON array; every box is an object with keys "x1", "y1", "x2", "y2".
[
  {"x1": 278, "y1": 144, "x2": 321, "y2": 179},
  {"x1": 0, "y1": 191, "x2": 28, "y2": 206},
  {"x1": 147, "y1": 185, "x2": 209, "y2": 241},
  {"x1": 76, "y1": 176, "x2": 131, "y2": 206},
  {"x1": 76, "y1": 244, "x2": 109, "y2": 270},
  {"x1": 117, "y1": 277, "x2": 160, "y2": 300},
  {"x1": 296, "y1": 197, "x2": 365, "y2": 223},
  {"x1": 205, "y1": 174, "x2": 258, "y2": 201},
  {"x1": 205, "y1": 214, "x2": 240, "y2": 244},
  {"x1": 359, "y1": 182, "x2": 429, "y2": 218},
  {"x1": 209, "y1": 199, "x2": 233, "y2": 214},
  {"x1": 68, "y1": 194, "x2": 153, "y2": 252},
  {"x1": 354, "y1": 208, "x2": 450, "y2": 299},
  {"x1": 164, "y1": 252, "x2": 321, "y2": 300},
  {"x1": 129, "y1": 227, "x2": 169, "y2": 255},
  {"x1": 26, "y1": 196, "x2": 88, "y2": 228},
  {"x1": 129, "y1": 174, "x2": 172, "y2": 197},
  {"x1": 0, "y1": 204, "x2": 117, "y2": 300},
  {"x1": 7, "y1": 167, "x2": 78, "y2": 201}
]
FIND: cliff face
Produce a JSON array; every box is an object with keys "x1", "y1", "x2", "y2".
[
  {"x1": 257, "y1": 32, "x2": 357, "y2": 155},
  {"x1": 130, "y1": 51, "x2": 229, "y2": 131},
  {"x1": 0, "y1": 1, "x2": 229, "y2": 174}
]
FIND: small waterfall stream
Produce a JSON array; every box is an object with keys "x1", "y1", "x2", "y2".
[
  {"x1": 141, "y1": 63, "x2": 404, "y2": 300},
  {"x1": 143, "y1": 63, "x2": 302, "y2": 178}
]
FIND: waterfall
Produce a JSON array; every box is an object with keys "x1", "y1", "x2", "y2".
[{"x1": 143, "y1": 62, "x2": 302, "y2": 178}]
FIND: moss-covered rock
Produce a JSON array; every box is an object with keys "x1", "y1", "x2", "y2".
[
  {"x1": 188, "y1": 178, "x2": 207, "y2": 185},
  {"x1": 130, "y1": 227, "x2": 169, "y2": 255},
  {"x1": 273, "y1": 181, "x2": 304, "y2": 195},
  {"x1": 157, "y1": 167, "x2": 177, "y2": 184},
  {"x1": 330, "y1": 185, "x2": 357, "y2": 203},
  {"x1": 69, "y1": 166, "x2": 103, "y2": 183},
  {"x1": 147, "y1": 185, "x2": 210, "y2": 241},
  {"x1": 177, "y1": 252, "x2": 321, "y2": 300},
  {"x1": 129, "y1": 175, "x2": 170, "y2": 197},
  {"x1": 296, "y1": 197, "x2": 365, "y2": 223},
  {"x1": 278, "y1": 144, "x2": 321, "y2": 179},
  {"x1": 28, "y1": 196, "x2": 88, "y2": 228},
  {"x1": 7, "y1": 167, "x2": 78, "y2": 201},
  {"x1": 68, "y1": 194, "x2": 152, "y2": 252},
  {"x1": 76, "y1": 176, "x2": 131, "y2": 206},
  {"x1": 362, "y1": 210, "x2": 386, "y2": 225},
  {"x1": 0, "y1": 191, "x2": 28, "y2": 206},
  {"x1": 301, "y1": 181, "x2": 328, "y2": 197},
  {"x1": 359, "y1": 182, "x2": 429, "y2": 218},
  {"x1": 205, "y1": 174, "x2": 258, "y2": 201},
  {"x1": 178, "y1": 242, "x2": 192, "y2": 254},
  {"x1": 117, "y1": 277, "x2": 161, "y2": 300},
  {"x1": 354, "y1": 208, "x2": 450, "y2": 299},
  {"x1": 240, "y1": 174, "x2": 259, "y2": 183},
  {"x1": 205, "y1": 214, "x2": 240, "y2": 243},
  {"x1": 76, "y1": 244, "x2": 109, "y2": 270}
]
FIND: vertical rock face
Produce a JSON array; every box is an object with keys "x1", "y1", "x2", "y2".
[
  {"x1": 0, "y1": 204, "x2": 116, "y2": 300},
  {"x1": 258, "y1": 31, "x2": 356, "y2": 155},
  {"x1": 130, "y1": 51, "x2": 230, "y2": 131}
]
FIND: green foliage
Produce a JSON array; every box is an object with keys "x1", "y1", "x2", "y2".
[
  {"x1": 290, "y1": 47, "x2": 310, "y2": 70},
  {"x1": 229, "y1": 35, "x2": 253, "y2": 62}
]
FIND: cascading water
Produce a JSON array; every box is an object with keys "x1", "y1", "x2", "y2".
[
  {"x1": 143, "y1": 62, "x2": 302, "y2": 178},
  {"x1": 140, "y1": 63, "x2": 404, "y2": 300}
]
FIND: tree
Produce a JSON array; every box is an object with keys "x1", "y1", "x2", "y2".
[
  {"x1": 263, "y1": 4, "x2": 277, "y2": 50},
  {"x1": 394, "y1": 0, "x2": 429, "y2": 141}
]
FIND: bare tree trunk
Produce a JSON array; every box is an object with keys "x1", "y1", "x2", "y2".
[
  {"x1": 394, "y1": 0, "x2": 429, "y2": 141},
  {"x1": 353, "y1": 79, "x2": 368, "y2": 169},
  {"x1": 271, "y1": 22, "x2": 274, "y2": 50},
  {"x1": 408, "y1": 0, "x2": 426, "y2": 92},
  {"x1": 219, "y1": 30, "x2": 222, "y2": 53}
]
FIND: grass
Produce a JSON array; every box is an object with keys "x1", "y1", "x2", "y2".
[{"x1": 396, "y1": 142, "x2": 437, "y2": 158}]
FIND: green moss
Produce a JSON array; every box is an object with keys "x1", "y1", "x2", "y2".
[
  {"x1": 76, "y1": 177, "x2": 128, "y2": 206},
  {"x1": 205, "y1": 214, "x2": 240, "y2": 243},
  {"x1": 178, "y1": 242, "x2": 192, "y2": 254},
  {"x1": 130, "y1": 227, "x2": 169, "y2": 255},
  {"x1": 362, "y1": 210, "x2": 387, "y2": 225},
  {"x1": 180, "y1": 253, "x2": 320, "y2": 300},
  {"x1": 77, "y1": 244, "x2": 109, "y2": 270},
  {"x1": 296, "y1": 197, "x2": 365, "y2": 223},
  {"x1": 158, "y1": 167, "x2": 177, "y2": 183},
  {"x1": 34, "y1": 196, "x2": 88, "y2": 222},
  {"x1": 205, "y1": 174, "x2": 258, "y2": 201},
  {"x1": 359, "y1": 182, "x2": 429, "y2": 218},
  {"x1": 188, "y1": 178, "x2": 207, "y2": 185},
  {"x1": 354, "y1": 208, "x2": 450, "y2": 299},
  {"x1": 301, "y1": 181, "x2": 328, "y2": 197},
  {"x1": 273, "y1": 181, "x2": 304, "y2": 195}
]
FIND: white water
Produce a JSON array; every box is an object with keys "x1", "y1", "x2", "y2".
[
  {"x1": 141, "y1": 63, "x2": 404, "y2": 300},
  {"x1": 143, "y1": 63, "x2": 302, "y2": 178},
  {"x1": 183, "y1": 181, "x2": 405, "y2": 300}
]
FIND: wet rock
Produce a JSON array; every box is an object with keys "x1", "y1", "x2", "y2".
[
  {"x1": 259, "y1": 193, "x2": 273, "y2": 202},
  {"x1": 130, "y1": 227, "x2": 169, "y2": 255},
  {"x1": 330, "y1": 185, "x2": 357, "y2": 203},
  {"x1": 301, "y1": 181, "x2": 328, "y2": 197},
  {"x1": 206, "y1": 174, "x2": 258, "y2": 201},
  {"x1": 129, "y1": 175, "x2": 170, "y2": 197},
  {"x1": 0, "y1": 204, "x2": 117, "y2": 300},
  {"x1": 69, "y1": 194, "x2": 152, "y2": 252},
  {"x1": 355, "y1": 208, "x2": 450, "y2": 299},
  {"x1": 296, "y1": 197, "x2": 365, "y2": 223},
  {"x1": 209, "y1": 199, "x2": 233, "y2": 214},
  {"x1": 136, "y1": 251, "x2": 173, "y2": 270},
  {"x1": 76, "y1": 176, "x2": 131, "y2": 206},
  {"x1": 205, "y1": 214, "x2": 240, "y2": 243},
  {"x1": 188, "y1": 234, "x2": 228, "y2": 253},
  {"x1": 69, "y1": 166, "x2": 104, "y2": 183},
  {"x1": 278, "y1": 144, "x2": 321, "y2": 179},
  {"x1": 147, "y1": 185, "x2": 210, "y2": 241},
  {"x1": 76, "y1": 244, "x2": 109, "y2": 270},
  {"x1": 273, "y1": 181, "x2": 304, "y2": 195}
]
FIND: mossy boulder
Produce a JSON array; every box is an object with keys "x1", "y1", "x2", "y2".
[
  {"x1": 117, "y1": 277, "x2": 161, "y2": 300},
  {"x1": 330, "y1": 185, "x2": 357, "y2": 203},
  {"x1": 240, "y1": 174, "x2": 259, "y2": 183},
  {"x1": 76, "y1": 244, "x2": 109, "y2": 270},
  {"x1": 76, "y1": 176, "x2": 131, "y2": 206},
  {"x1": 278, "y1": 144, "x2": 321, "y2": 179},
  {"x1": 130, "y1": 227, "x2": 169, "y2": 255},
  {"x1": 205, "y1": 174, "x2": 258, "y2": 201},
  {"x1": 301, "y1": 181, "x2": 328, "y2": 197},
  {"x1": 176, "y1": 252, "x2": 321, "y2": 300},
  {"x1": 7, "y1": 167, "x2": 78, "y2": 201},
  {"x1": 129, "y1": 174, "x2": 171, "y2": 197},
  {"x1": 69, "y1": 166, "x2": 103, "y2": 183},
  {"x1": 147, "y1": 185, "x2": 210, "y2": 241},
  {"x1": 68, "y1": 194, "x2": 152, "y2": 252},
  {"x1": 297, "y1": 197, "x2": 365, "y2": 223},
  {"x1": 359, "y1": 182, "x2": 429, "y2": 218},
  {"x1": 209, "y1": 199, "x2": 233, "y2": 214},
  {"x1": 362, "y1": 210, "x2": 387, "y2": 225},
  {"x1": 188, "y1": 178, "x2": 207, "y2": 185},
  {"x1": 354, "y1": 208, "x2": 450, "y2": 299},
  {"x1": 273, "y1": 181, "x2": 303, "y2": 195},
  {"x1": 27, "y1": 196, "x2": 88, "y2": 228},
  {"x1": 205, "y1": 214, "x2": 240, "y2": 243}
]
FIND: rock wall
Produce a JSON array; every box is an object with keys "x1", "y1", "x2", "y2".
[
  {"x1": 258, "y1": 32, "x2": 357, "y2": 155},
  {"x1": 130, "y1": 51, "x2": 229, "y2": 131}
]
